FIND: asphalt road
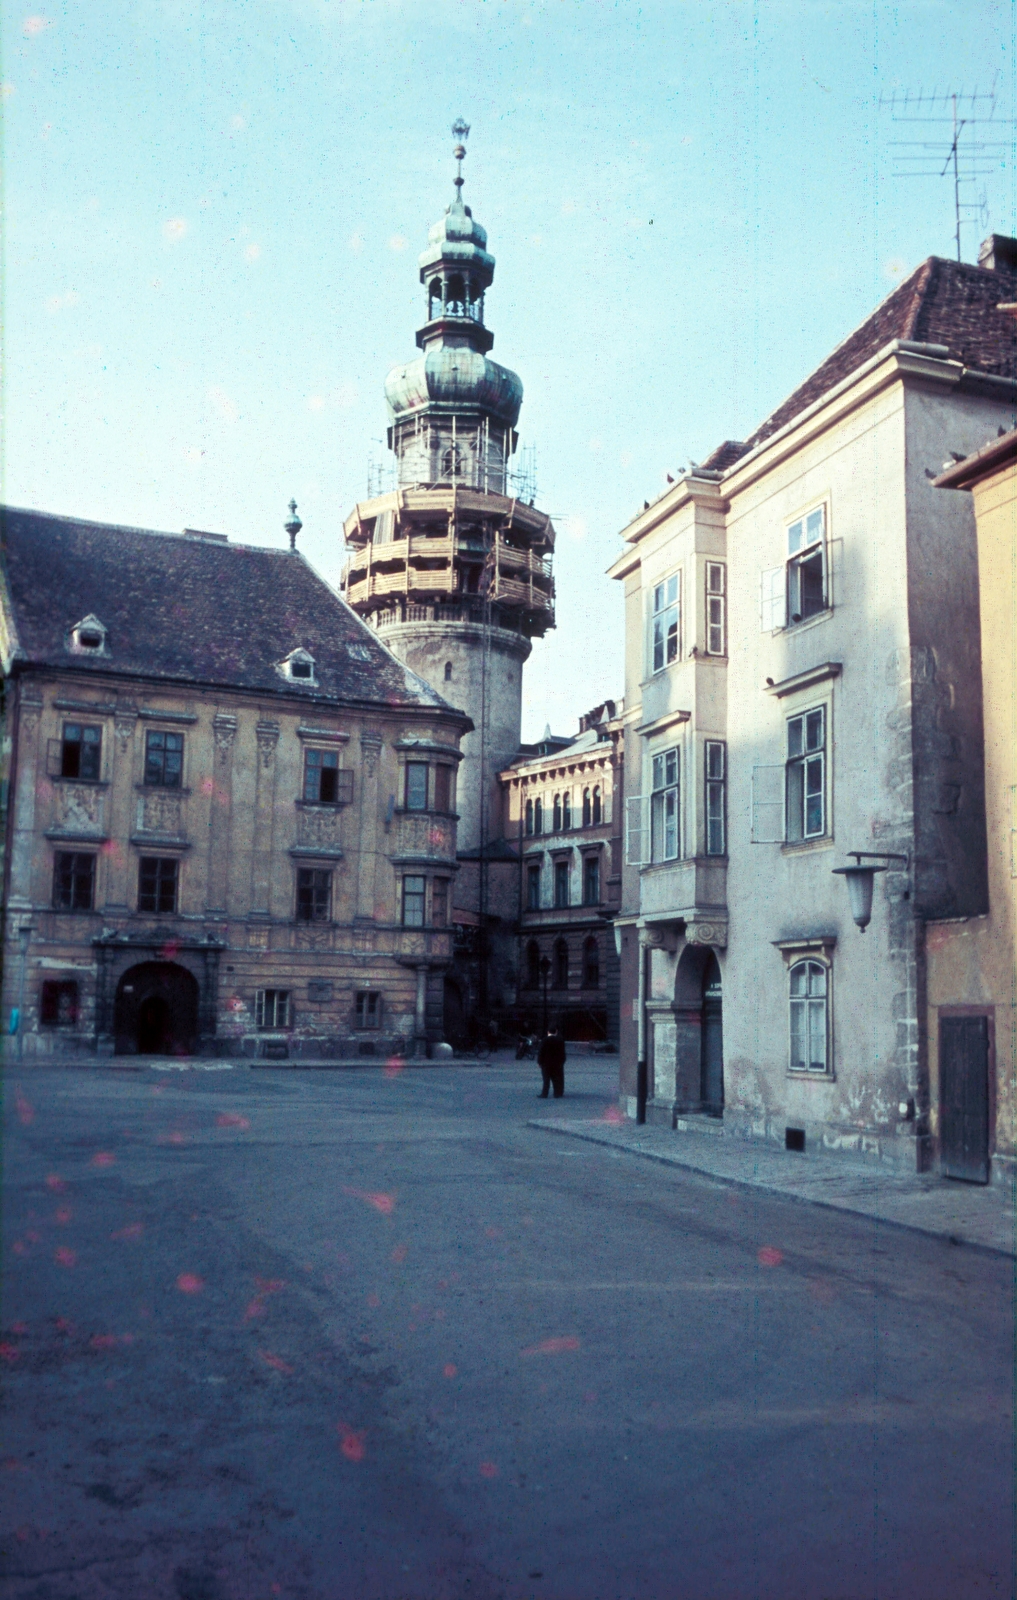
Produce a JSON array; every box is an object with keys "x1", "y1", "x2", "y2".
[{"x1": 2, "y1": 1059, "x2": 1014, "y2": 1600}]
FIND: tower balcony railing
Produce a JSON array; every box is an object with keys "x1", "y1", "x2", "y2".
[{"x1": 341, "y1": 534, "x2": 552, "y2": 593}]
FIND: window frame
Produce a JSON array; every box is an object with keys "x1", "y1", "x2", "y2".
[
  {"x1": 553, "y1": 937, "x2": 569, "y2": 990},
  {"x1": 650, "y1": 572, "x2": 681, "y2": 674},
  {"x1": 788, "y1": 958, "x2": 830, "y2": 1075},
  {"x1": 303, "y1": 748, "x2": 352, "y2": 805},
  {"x1": 144, "y1": 729, "x2": 184, "y2": 789},
  {"x1": 60, "y1": 722, "x2": 102, "y2": 781},
  {"x1": 582, "y1": 852, "x2": 601, "y2": 907},
  {"x1": 705, "y1": 740, "x2": 726, "y2": 857},
  {"x1": 256, "y1": 989, "x2": 291, "y2": 1030},
  {"x1": 553, "y1": 857, "x2": 571, "y2": 910},
  {"x1": 431, "y1": 877, "x2": 449, "y2": 928},
  {"x1": 432, "y1": 764, "x2": 455, "y2": 816},
  {"x1": 138, "y1": 855, "x2": 179, "y2": 915},
  {"x1": 53, "y1": 851, "x2": 96, "y2": 911},
  {"x1": 526, "y1": 861, "x2": 542, "y2": 911},
  {"x1": 40, "y1": 978, "x2": 80, "y2": 1028},
  {"x1": 402, "y1": 873, "x2": 426, "y2": 928},
  {"x1": 562, "y1": 791, "x2": 572, "y2": 831},
  {"x1": 404, "y1": 762, "x2": 429, "y2": 813},
  {"x1": 295, "y1": 866, "x2": 332, "y2": 923},
  {"x1": 525, "y1": 798, "x2": 534, "y2": 836},
  {"x1": 650, "y1": 745, "x2": 681, "y2": 863},
  {"x1": 705, "y1": 561, "x2": 726, "y2": 656},
  {"x1": 785, "y1": 706, "x2": 827, "y2": 843},
  {"x1": 582, "y1": 935, "x2": 600, "y2": 989},
  {"x1": 354, "y1": 991, "x2": 382, "y2": 1030},
  {"x1": 786, "y1": 505, "x2": 828, "y2": 627}
]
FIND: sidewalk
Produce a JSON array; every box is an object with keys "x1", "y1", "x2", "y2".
[{"x1": 527, "y1": 1113, "x2": 1017, "y2": 1258}]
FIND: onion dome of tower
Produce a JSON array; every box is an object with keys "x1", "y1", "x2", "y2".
[{"x1": 384, "y1": 123, "x2": 523, "y2": 431}]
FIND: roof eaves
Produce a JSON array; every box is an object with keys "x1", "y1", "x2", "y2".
[{"x1": 932, "y1": 427, "x2": 1017, "y2": 490}]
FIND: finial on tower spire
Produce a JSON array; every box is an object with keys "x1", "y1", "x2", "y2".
[{"x1": 451, "y1": 118, "x2": 470, "y2": 196}]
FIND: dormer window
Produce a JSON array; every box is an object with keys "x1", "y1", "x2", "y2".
[
  {"x1": 278, "y1": 648, "x2": 317, "y2": 685},
  {"x1": 67, "y1": 614, "x2": 108, "y2": 655}
]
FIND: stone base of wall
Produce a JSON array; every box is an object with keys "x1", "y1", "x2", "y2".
[
  {"x1": 9, "y1": 1031, "x2": 421, "y2": 1062},
  {"x1": 723, "y1": 1109, "x2": 926, "y2": 1173}
]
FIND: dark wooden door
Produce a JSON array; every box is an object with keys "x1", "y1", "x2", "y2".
[
  {"x1": 940, "y1": 1016, "x2": 990, "y2": 1184},
  {"x1": 701, "y1": 968, "x2": 724, "y2": 1117}
]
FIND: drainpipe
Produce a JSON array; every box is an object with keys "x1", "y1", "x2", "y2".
[{"x1": 636, "y1": 931, "x2": 648, "y2": 1124}]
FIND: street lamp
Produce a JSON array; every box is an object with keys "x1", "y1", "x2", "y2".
[
  {"x1": 15, "y1": 923, "x2": 33, "y2": 1059},
  {"x1": 538, "y1": 955, "x2": 551, "y2": 1036},
  {"x1": 832, "y1": 852, "x2": 909, "y2": 931}
]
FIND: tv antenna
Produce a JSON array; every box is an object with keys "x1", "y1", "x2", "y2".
[{"x1": 880, "y1": 80, "x2": 1014, "y2": 261}]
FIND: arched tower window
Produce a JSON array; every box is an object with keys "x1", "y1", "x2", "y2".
[
  {"x1": 444, "y1": 661, "x2": 453, "y2": 682},
  {"x1": 428, "y1": 277, "x2": 443, "y2": 320},
  {"x1": 446, "y1": 274, "x2": 466, "y2": 316},
  {"x1": 553, "y1": 938, "x2": 569, "y2": 990},
  {"x1": 442, "y1": 444, "x2": 465, "y2": 480},
  {"x1": 562, "y1": 791, "x2": 572, "y2": 830},
  {"x1": 525, "y1": 799, "x2": 534, "y2": 836},
  {"x1": 552, "y1": 794, "x2": 562, "y2": 832},
  {"x1": 582, "y1": 937, "x2": 600, "y2": 989},
  {"x1": 592, "y1": 785, "x2": 602, "y2": 825},
  {"x1": 582, "y1": 788, "x2": 592, "y2": 828}
]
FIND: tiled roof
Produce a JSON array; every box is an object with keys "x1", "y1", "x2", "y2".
[
  {"x1": 708, "y1": 254, "x2": 1017, "y2": 473},
  {"x1": 698, "y1": 440, "x2": 749, "y2": 472},
  {"x1": 0, "y1": 507, "x2": 462, "y2": 716}
]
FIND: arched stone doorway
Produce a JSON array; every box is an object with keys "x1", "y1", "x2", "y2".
[
  {"x1": 114, "y1": 962, "x2": 199, "y2": 1056},
  {"x1": 672, "y1": 944, "x2": 724, "y2": 1116}
]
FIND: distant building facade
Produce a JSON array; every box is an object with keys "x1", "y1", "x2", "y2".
[
  {"x1": 0, "y1": 510, "x2": 468, "y2": 1060},
  {"x1": 928, "y1": 425, "x2": 1017, "y2": 1184},
  {"x1": 610, "y1": 238, "x2": 1017, "y2": 1177},
  {"x1": 500, "y1": 703, "x2": 622, "y2": 1042}
]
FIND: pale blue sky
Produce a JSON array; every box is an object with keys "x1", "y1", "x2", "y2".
[{"x1": 4, "y1": 0, "x2": 1014, "y2": 736}]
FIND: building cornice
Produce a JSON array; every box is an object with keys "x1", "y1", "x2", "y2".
[{"x1": 764, "y1": 662, "x2": 842, "y2": 699}]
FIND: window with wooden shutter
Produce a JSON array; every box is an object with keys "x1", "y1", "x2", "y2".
[
  {"x1": 760, "y1": 567, "x2": 786, "y2": 632},
  {"x1": 625, "y1": 795, "x2": 648, "y2": 866}
]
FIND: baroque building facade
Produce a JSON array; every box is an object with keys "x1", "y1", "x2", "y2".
[
  {"x1": 610, "y1": 236, "x2": 1017, "y2": 1181},
  {"x1": 0, "y1": 509, "x2": 468, "y2": 1059},
  {"x1": 500, "y1": 702, "x2": 622, "y2": 1042}
]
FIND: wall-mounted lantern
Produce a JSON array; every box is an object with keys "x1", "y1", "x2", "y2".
[{"x1": 832, "y1": 852, "x2": 909, "y2": 931}]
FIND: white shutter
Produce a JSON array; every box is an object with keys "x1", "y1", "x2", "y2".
[
  {"x1": 759, "y1": 566, "x2": 786, "y2": 632},
  {"x1": 750, "y1": 764, "x2": 785, "y2": 843},
  {"x1": 625, "y1": 795, "x2": 648, "y2": 865}
]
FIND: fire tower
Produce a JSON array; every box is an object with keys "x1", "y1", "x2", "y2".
[{"x1": 341, "y1": 125, "x2": 556, "y2": 867}]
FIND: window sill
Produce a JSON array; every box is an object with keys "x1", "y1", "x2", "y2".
[
  {"x1": 396, "y1": 808, "x2": 457, "y2": 820},
  {"x1": 50, "y1": 775, "x2": 109, "y2": 788},
  {"x1": 293, "y1": 919, "x2": 333, "y2": 927},
  {"x1": 787, "y1": 1069, "x2": 835, "y2": 1082},
  {"x1": 780, "y1": 837, "x2": 834, "y2": 856},
  {"x1": 295, "y1": 799, "x2": 348, "y2": 811},
  {"x1": 135, "y1": 784, "x2": 191, "y2": 796},
  {"x1": 778, "y1": 607, "x2": 833, "y2": 637}
]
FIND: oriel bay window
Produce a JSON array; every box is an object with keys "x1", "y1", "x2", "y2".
[
  {"x1": 296, "y1": 867, "x2": 331, "y2": 922},
  {"x1": 651, "y1": 573, "x2": 680, "y2": 672},
  {"x1": 789, "y1": 960, "x2": 829, "y2": 1074},
  {"x1": 138, "y1": 856, "x2": 178, "y2": 914},
  {"x1": 651, "y1": 747, "x2": 680, "y2": 862},
  {"x1": 405, "y1": 762, "x2": 429, "y2": 812},
  {"x1": 786, "y1": 708, "x2": 826, "y2": 841},
  {"x1": 705, "y1": 741, "x2": 726, "y2": 856},
  {"x1": 705, "y1": 562, "x2": 726, "y2": 655},
  {"x1": 53, "y1": 851, "x2": 96, "y2": 910},
  {"x1": 402, "y1": 874, "x2": 426, "y2": 927},
  {"x1": 304, "y1": 749, "x2": 353, "y2": 805},
  {"x1": 144, "y1": 729, "x2": 184, "y2": 788}
]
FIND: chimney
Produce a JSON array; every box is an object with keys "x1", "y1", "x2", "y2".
[{"x1": 977, "y1": 234, "x2": 1017, "y2": 272}]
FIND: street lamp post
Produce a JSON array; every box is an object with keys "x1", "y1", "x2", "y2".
[{"x1": 538, "y1": 955, "x2": 550, "y2": 1037}]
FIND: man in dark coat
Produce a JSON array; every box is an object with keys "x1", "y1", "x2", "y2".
[{"x1": 537, "y1": 1028, "x2": 566, "y2": 1098}]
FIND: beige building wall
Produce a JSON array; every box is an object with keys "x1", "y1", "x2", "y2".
[{"x1": 4, "y1": 671, "x2": 463, "y2": 1059}]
